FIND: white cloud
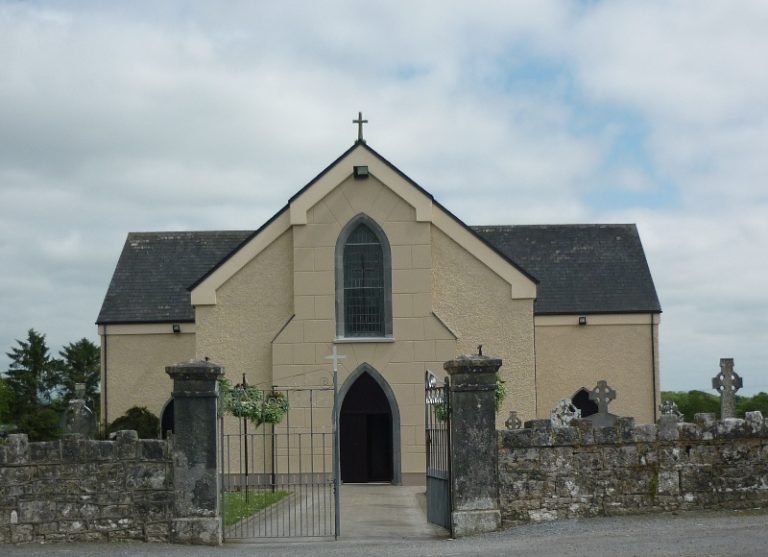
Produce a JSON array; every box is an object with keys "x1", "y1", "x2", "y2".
[{"x1": 0, "y1": 1, "x2": 766, "y2": 395}]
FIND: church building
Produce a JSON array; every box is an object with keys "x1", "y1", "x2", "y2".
[{"x1": 97, "y1": 132, "x2": 661, "y2": 484}]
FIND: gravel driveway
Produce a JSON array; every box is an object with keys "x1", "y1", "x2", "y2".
[{"x1": 4, "y1": 508, "x2": 768, "y2": 557}]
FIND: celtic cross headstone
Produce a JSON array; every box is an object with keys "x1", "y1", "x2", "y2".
[
  {"x1": 505, "y1": 410, "x2": 522, "y2": 430},
  {"x1": 712, "y1": 358, "x2": 742, "y2": 419},
  {"x1": 586, "y1": 380, "x2": 618, "y2": 427}
]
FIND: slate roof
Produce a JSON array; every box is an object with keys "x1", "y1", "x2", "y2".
[
  {"x1": 96, "y1": 231, "x2": 252, "y2": 324},
  {"x1": 472, "y1": 224, "x2": 661, "y2": 315},
  {"x1": 97, "y1": 224, "x2": 660, "y2": 325}
]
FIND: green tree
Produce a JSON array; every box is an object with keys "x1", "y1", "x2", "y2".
[
  {"x1": 736, "y1": 392, "x2": 768, "y2": 417},
  {"x1": 5, "y1": 329, "x2": 58, "y2": 412},
  {"x1": 16, "y1": 406, "x2": 61, "y2": 441},
  {"x1": 0, "y1": 377, "x2": 15, "y2": 423},
  {"x1": 662, "y1": 390, "x2": 720, "y2": 421},
  {"x1": 107, "y1": 406, "x2": 160, "y2": 439},
  {"x1": 56, "y1": 338, "x2": 100, "y2": 407}
]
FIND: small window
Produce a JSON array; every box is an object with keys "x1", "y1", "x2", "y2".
[{"x1": 336, "y1": 215, "x2": 392, "y2": 338}]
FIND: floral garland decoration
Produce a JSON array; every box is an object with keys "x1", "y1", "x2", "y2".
[
  {"x1": 260, "y1": 391, "x2": 290, "y2": 425},
  {"x1": 217, "y1": 377, "x2": 290, "y2": 426}
]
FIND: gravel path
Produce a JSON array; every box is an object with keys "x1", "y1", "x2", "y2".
[{"x1": 4, "y1": 508, "x2": 768, "y2": 557}]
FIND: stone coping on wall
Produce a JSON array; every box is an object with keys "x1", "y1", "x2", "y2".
[
  {"x1": 500, "y1": 412, "x2": 768, "y2": 449},
  {"x1": 0, "y1": 431, "x2": 174, "y2": 545}
]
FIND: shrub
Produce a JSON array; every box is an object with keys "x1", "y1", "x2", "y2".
[
  {"x1": 17, "y1": 406, "x2": 61, "y2": 441},
  {"x1": 107, "y1": 406, "x2": 160, "y2": 438}
]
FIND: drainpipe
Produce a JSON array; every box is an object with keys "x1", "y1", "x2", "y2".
[
  {"x1": 102, "y1": 325, "x2": 108, "y2": 432},
  {"x1": 650, "y1": 314, "x2": 657, "y2": 422}
]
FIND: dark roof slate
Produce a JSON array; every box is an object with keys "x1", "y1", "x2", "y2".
[
  {"x1": 471, "y1": 224, "x2": 661, "y2": 315},
  {"x1": 97, "y1": 224, "x2": 660, "y2": 325},
  {"x1": 96, "y1": 231, "x2": 252, "y2": 324}
]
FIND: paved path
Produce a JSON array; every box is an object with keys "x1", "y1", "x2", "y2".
[
  {"x1": 339, "y1": 484, "x2": 447, "y2": 540},
  {"x1": 225, "y1": 483, "x2": 441, "y2": 540}
]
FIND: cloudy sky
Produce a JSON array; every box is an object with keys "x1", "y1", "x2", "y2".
[{"x1": 1, "y1": 1, "x2": 766, "y2": 394}]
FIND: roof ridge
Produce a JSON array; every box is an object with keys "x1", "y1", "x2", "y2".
[
  {"x1": 127, "y1": 230, "x2": 255, "y2": 235},
  {"x1": 471, "y1": 223, "x2": 637, "y2": 228}
]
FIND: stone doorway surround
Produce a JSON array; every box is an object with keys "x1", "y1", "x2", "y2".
[{"x1": 337, "y1": 363, "x2": 401, "y2": 485}]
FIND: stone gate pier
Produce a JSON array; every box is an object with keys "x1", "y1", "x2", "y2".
[{"x1": 444, "y1": 353, "x2": 502, "y2": 536}]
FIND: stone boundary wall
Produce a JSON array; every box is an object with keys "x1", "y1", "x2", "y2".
[
  {"x1": 498, "y1": 412, "x2": 768, "y2": 526},
  {"x1": 0, "y1": 431, "x2": 174, "y2": 544}
]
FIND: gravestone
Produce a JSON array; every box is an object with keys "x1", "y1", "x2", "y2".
[
  {"x1": 505, "y1": 410, "x2": 522, "y2": 430},
  {"x1": 59, "y1": 383, "x2": 97, "y2": 438},
  {"x1": 550, "y1": 398, "x2": 581, "y2": 427},
  {"x1": 659, "y1": 399, "x2": 684, "y2": 420},
  {"x1": 585, "y1": 380, "x2": 618, "y2": 428},
  {"x1": 712, "y1": 358, "x2": 742, "y2": 419}
]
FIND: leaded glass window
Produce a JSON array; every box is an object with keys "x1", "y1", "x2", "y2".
[{"x1": 343, "y1": 223, "x2": 385, "y2": 336}]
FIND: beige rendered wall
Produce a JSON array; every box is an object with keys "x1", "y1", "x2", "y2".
[
  {"x1": 195, "y1": 229, "x2": 294, "y2": 389},
  {"x1": 431, "y1": 227, "x2": 537, "y2": 425},
  {"x1": 100, "y1": 325, "x2": 195, "y2": 428},
  {"x1": 272, "y1": 174, "x2": 458, "y2": 479},
  {"x1": 534, "y1": 313, "x2": 661, "y2": 424},
  {"x1": 190, "y1": 168, "x2": 536, "y2": 479}
]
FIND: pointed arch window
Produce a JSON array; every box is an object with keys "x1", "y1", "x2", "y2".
[{"x1": 336, "y1": 215, "x2": 393, "y2": 338}]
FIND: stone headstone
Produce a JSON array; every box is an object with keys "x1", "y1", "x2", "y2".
[
  {"x1": 550, "y1": 399, "x2": 581, "y2": 427},
  {"x1": 712, "y1": 358, "x2": 742, "y2": 419},
  {"x1": 585, "y1": 380, "x2": 618, "y2": 428},
  {"x1": 659, "y1": 399, "x2": 684, "y2": 420},
  {"x1": 59, "y1": 383, "x2": 98, "y2": 438},
  {"x1": 505, "y1": 410, "x2": 522, "y2": 430}
]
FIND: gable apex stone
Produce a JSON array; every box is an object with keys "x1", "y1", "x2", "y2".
[{"x1": 288, "y1": 144, "x2": 433, "y2": 225}]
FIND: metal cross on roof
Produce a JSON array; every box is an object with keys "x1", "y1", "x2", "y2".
[
  {"x1": 353, "y1": 111, "x2": 368, "y2": 143},
  {"x1": 589, "y1": 380, "x2": 616, "y2": 415}
]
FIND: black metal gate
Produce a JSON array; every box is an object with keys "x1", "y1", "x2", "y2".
[
  {"x1": 425, "y1": 371, "x2": 452, "y2": 534},
  {"x1": 219, "y1": 384, "x2": 339, "y2": 539}
]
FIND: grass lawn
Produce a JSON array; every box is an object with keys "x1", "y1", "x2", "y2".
[{"x1": 223, "y1": 489, "x2": 290, "y2": 527}]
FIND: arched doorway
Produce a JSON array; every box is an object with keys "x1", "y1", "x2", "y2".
[
  {"x1": 160, "y1": 399, "x2": 174, "y2": 439},
  {"x1": 339, "y1": 365, "x2": 400, "y2": 484},
  {"x1": 571, "y1": 388, "x2": 598, "y2": 417}
]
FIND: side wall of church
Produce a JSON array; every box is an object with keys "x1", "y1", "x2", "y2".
[
  {"x1": 100, "y1": 327, "x2": 195, "y2": 425},
  {"x1": 431, "y1": 227, "x2": 537, "y2": 424},
  {"x1": 195, "y1": 229, "x2": 294, "y2": 388},
  {"x1": 535, "y1": 314, "x2": 661, "y2": 423}
]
